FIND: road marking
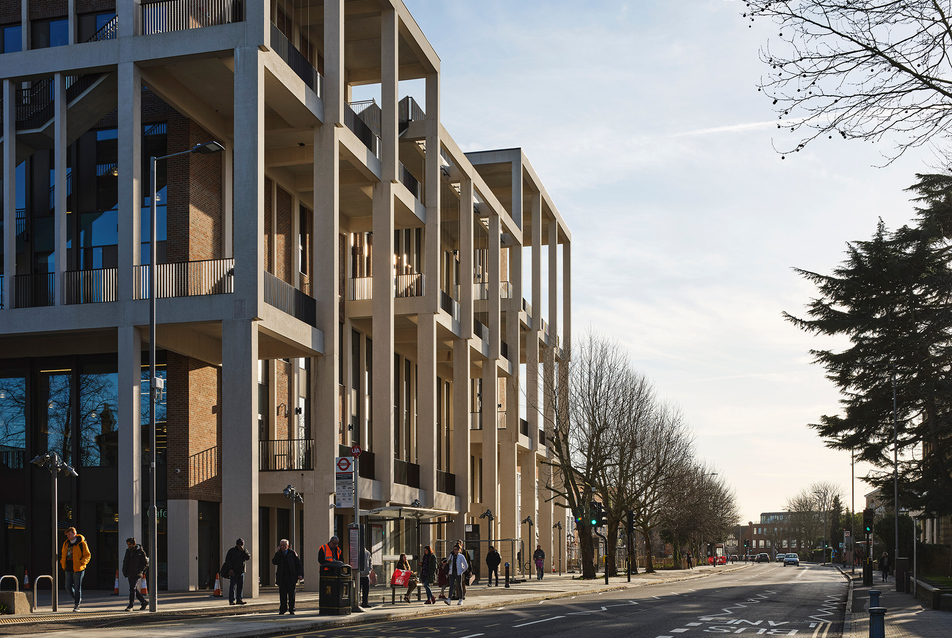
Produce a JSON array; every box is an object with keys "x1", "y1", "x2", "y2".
[
  {"x1": 796, "y1": 568, "x2": 809, "y2": 579},
  {"x1": 461, "y1": 634, "x2": 484, "y2": 638},
  {"x1": 670, "y1": 629, "x2": 688, "y2": 633},
  {"x1": 514, "y1": 616, "x2": 565, "y2": 628},
  {"x1": 686, "y1": 622, "x2": 702, "y2": 626}
]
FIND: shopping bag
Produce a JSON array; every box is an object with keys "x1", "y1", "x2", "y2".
[
  {"x1": 136, "y1": 577, "x2": 146, "y2": 593},
  {"x1": 369, "y1": 570, "x2": 378, "y2": 586},
  {"x1": 390, "y1": 568, "x2": 411, "y2": 587}
]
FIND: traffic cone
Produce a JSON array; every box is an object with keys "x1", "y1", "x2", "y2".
[
  {"x1": 23, "y1": 570, "x2": 30, "y2": 590},
  {"x1": 112, "y1": 570, "x2": 119, "y2": 595},
  {"x1": 213, "y1": 573, "x2": 222, "y2": 597}
]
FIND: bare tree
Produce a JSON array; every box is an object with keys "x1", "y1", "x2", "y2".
[
  {"x1": 785, "y1": 481, "x2": 843, "y2": 558},
  {"x1": 746, "y1": 1, "x2": 952, "y2": 161}
]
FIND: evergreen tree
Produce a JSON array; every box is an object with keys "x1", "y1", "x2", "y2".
[{"x1": 785, "y1": 174, "x2": 952, "y2": 518}]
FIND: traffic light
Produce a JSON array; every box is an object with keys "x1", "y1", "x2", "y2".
[
  {"x1": 574, "y1": 507, "x2": 586, "y2": 528},
  {"x1": 863, "y1": 508, "x2": 874, "y2": 534},
  {"x1": 590, "y1": 502, "x2": 600, "y2": 526},
  {"x1": 627, "y1": 510, "x2": 635, "y2": 535},
  {"x1": 599, "y1": 503, "x2": 608, "y2": 526}
]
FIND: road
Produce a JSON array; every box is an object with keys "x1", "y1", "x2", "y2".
[{"x1": 290, "y1": 563, "x2": 846, "y2": 638}]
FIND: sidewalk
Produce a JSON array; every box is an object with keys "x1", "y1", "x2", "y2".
[
  {"x1": 2, "y1": 564, "x2": 744, "y2": 637},
  {"x1": 843, "y1": 568, "x2": 952, "y2": 638}
]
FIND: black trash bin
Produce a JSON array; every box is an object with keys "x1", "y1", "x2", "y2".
[
  {"x1": 319, "y1": 561, "x2": 353, "y2": 615},
  {"x1": 895, "y1": 557, "x2": 909, "y2": 593}
]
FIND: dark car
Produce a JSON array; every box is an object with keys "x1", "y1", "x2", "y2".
[{"x1": 755, "y1": 553, "x2": 770, "y2": 563}]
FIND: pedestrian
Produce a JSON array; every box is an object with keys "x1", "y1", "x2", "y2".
[
  {"x1": 444, "y1": 545, "x2": 468, "y2": 606},
  {"x1": 533, "y1": 544, "x2": 546, "y2": 580},
  {"x1": 687, "y1": 552, "x2": 693, "y2": 569},
  {"x1": 272, "y1": 539, "x2": 303, "y2": 615},
  {"x1": 121, "y1": 537, "x2": 149, "y2": 611},
  {"x1": 396, "y1": 553, "x2": 417, "y2": 602},
  {"x1": 359, "y1": 547, "x2": 373, "y2": 608},
  {"x1": 60, "y1": 527, "x2": 91, "y2": 612},
  {"x1": 318, "y1": 535, "x2": 342, "y2": 564},
  {"x1": 486, "y1": 545, "x2": 501, "y2": 586},
  {"x1": 224, "y1": 538, "x2": 251, "y2": 605},
  {"x1": 880, "y1": 551, "x2": 890, "y2": 582},
  {"x1": 437, "y1": 556, "x2": 449, "y2": 600},
  {"x1": 420, "y1": 545, "x2": 437, "y2": 604}
]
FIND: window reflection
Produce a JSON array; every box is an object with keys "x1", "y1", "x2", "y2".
[
  {"x1": 80, "y1": 368, "x2": 119, "y2": 467},
  {"x1": 39, "y1": 370, "x2": 72, "y2": 464},
  {"x1": 0, "y1": 375, "x2": 27, "y2": 469},
  {"x1": 141, "y1": 367, "x2": 167, "y2": 464}
]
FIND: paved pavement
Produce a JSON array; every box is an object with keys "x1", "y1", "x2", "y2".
[
  {"x1": 3, "y1": 563, "x2": 748, "y2": 637},
  {"x1": 843, "y1": 567, "x2": 952, "y2": 638}
]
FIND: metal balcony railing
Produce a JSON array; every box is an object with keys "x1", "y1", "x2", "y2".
[
  {"x1": 138, "y1": 0, "x2": 244, "y2": 35},
  {"x1": 345, "y1": 102, "x2": 380, "y2": 157},
  {"x1": 474, "y1": 281, "x2": 511, "y2": 300},
  {"x1": 65, "y1": 267, "x2": 118, "y2": 304},
  {"x1": 260, "y1": 439, "x2": 313, "y2": 471},
  {"x1": 520, "y1": 418, "x2": 529, "y2": 437},
  {"x1": 394, "y1": 458, "x2": 420, "y2": 488},
  {"x1": 134, "y1": 258, "x2": 234, "y2": 299},
  {"x1": 348, "y1": 277, "x2": 372, "y2": 301},
  {"x1": 87, "y1": 15, "x2": 118, "y2": 42},
  {"x1": 473, "y1": 319, "x2": 487, "y2": 341},
  {"x1": 264, "y1": 271, "x2": 317, "y2": 327},
  {"x1": 270, "y1": 22, "x2": 322, "y2": 95},
  {"x1": 14, "y1": 273, "x2": 54, "y2": 308},
  {"x1": 398, "y1": 96, "x2": 426, "y2": 130},
  {"x1": 399, "y1": 163, "x2": 421, "y2": 201},
  {"x1": 0, "y1": 448, "x2": 24, "y2": 469},
  {"x1": 440, "y1": 290, "x2": 460, "y2": 321},
  {"x1": 395, "y1": 273, "x2": 424, "y2": 298}
]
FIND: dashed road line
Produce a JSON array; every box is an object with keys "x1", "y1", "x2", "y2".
[{"x1": 513, "y1": 615, "x2": 565, "y2": 628}]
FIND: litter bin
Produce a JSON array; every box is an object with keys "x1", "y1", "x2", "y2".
[
  {"x1": 895, "y1": 557, "x2": 909, "y2": 593},
  {"x1": 319, "y1": 561, "x2": 352, "y2": 615}
]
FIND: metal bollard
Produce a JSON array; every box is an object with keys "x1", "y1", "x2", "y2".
[
  {"x1": 869, "y1": 590, "x2": 881, "y2": 608},
  {"x1": 869, "y1": 606, "x2": 886, "y2": 638},
  {"x1": 504, "y1": 562, "x2": 510, "y2": 588}
]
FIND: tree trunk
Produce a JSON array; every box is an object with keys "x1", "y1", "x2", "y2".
[
  {"x1": 606, "y1": 521, "x2": 620, "y2": 576},
  {"x1": 578, "y1": 525, "x2": 597, "y2": 579},
  {"x1": 641, "y1": 527, "x2": 655, "y2": 573}
]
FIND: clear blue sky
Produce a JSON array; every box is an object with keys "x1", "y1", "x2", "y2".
[{"x1": 403, "y1": 0, "x2": 931, "y2": 524}]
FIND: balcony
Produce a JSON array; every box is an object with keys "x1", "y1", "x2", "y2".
[
  {"x1": 399, "y1": 163, "x2": 421, "y2": 201},
  {"x1": 134, "y1": 258, "x2": 234, "y2": 299},
  {"x1": 440, "y1": 290, "x2": 460, "y2": 321},
  {"x1": 473, "y1": 319, "x2": 487, "y2": 341},
  {"x1": 474, "y1": 280, "x2": 511, "y2": 300},
  {"x1": 437, "y1": 470, "x2": 456, "y2": 496},
  {"x1": 264, "y1": 271, "x2": 317, "y2": 327},
  {"x1": 394, "y1": 458, "x2": 420, "y2": 488},
  {"x1": 138, "y1": 0, "x2": 244, "y2": 36},
  {"x1": 348, "y1": 274, "x2": 425, "y2": 301},
  {"x1": 345, "y1": 101, "x2": 380, "y2": 156},
  {"x1": 520, "y1": 418, "x2": 529, "y2": 437},
  {"x1": 13, "y1": 273, "x2": 54, "y2": 308},
  {"x1": 259, "y1": 438, "x2": 313, "y2": 471},
  {"x1": 270, "y1": 22, "x2": 322, "y2": 95}
]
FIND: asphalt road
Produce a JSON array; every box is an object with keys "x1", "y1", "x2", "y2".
[{"x1": 291, "y1": 563, "x2": 846, "y2": 638}]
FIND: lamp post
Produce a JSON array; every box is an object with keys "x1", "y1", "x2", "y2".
[
  {"x1": 148, "y1": 140, "x2": 223, "y2": 611},
  {"x1": 283, "y1": 485, "x2": 304, "y2": 551},
  {"x1": 553, "y1": 521, "x2": 562, "y2": 576},
  {"x1": 30, "y1": 451, "x2": 78, "y2": 613}
]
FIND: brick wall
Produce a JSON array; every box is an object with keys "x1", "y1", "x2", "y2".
[
  {"x1": 29, "y1": 0, "x2": 67, "y2": 21},
  {"x1": 76, "y1": 0, "x2": 114, "y2": 14},
  {"x1": 165, "y1": 118, "x2": 222, "y2": 262},
  {"x1": 276, "y1": 185, "x2": 292, "y2": 283},
  {"x1": 264, "y1": 177, "x2": 273, "y2": 274},
  {"x1": 166, "y1": 352, "x2": 222, "y2": 502},
  {"x1": 0, "y1": 2, "x2": 20, "y2": 24},
  {"x1": 275, "y1": 359, "x2": 290, "y2": 439}
]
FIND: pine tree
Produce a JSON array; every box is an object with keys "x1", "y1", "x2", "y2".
[{"x1": 785, "y1": 174, "x2": 952, "y2": 518}]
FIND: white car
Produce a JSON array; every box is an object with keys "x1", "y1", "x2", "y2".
[{"x1": 783, "y1": 553, "x2": 800, "y2": 566}]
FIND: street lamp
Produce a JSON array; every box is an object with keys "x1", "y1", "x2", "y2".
[
  {"x1": 31, "y1": 451, "x2": 78, "y2": 612},
  {"x1": 283, "y1": 485, "x2": 304, "y2": 551},
  {"x1": 148, "y1": 140, "x2": 224, "y2": 611},
  {"x1": 553, "y1": 521, "x2": 562, "y2": 576}
]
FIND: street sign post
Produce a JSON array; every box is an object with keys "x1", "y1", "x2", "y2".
[{"x1": 335, "y1": 457, "x2": 354, "y2": 509}]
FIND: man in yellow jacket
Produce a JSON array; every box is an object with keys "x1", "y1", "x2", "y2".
[{"x1": 60, "y1": 527, "x2": 91, "y2": 612}]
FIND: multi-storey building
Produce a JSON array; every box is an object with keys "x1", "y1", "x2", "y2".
[{"x1": 0, "y1": 0, "x2": 571, "y2": 596}]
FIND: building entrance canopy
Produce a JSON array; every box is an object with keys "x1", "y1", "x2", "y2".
[{"x1": 363, "y1": 506, "x2": 457, "y2": 522}]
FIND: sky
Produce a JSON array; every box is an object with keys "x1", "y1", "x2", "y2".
[{"x1": 401, "y1": 0, "x2": 936, "y2": 526}]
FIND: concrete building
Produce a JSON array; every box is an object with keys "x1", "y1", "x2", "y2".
[{"x1": 0, "y1": 0, "x2": 571, "y2": 595}]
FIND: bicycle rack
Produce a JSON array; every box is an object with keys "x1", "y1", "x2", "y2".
[
  {"x1": 0, "y1": 574, "x2": 19, "y2": 591},
  {"x1": 32, "y1": 575, "x2": 54, "y2": 612}
]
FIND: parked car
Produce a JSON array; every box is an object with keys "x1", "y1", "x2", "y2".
[
  {"x1": 775, "y1": 553, "x2": 787, "y2": 562},
  {"x1": 783, "y1": 553, "x2": 800, "y2": 566},
  {"x1": 755, "y1": 553, "x2": 770, "y2": 563}
]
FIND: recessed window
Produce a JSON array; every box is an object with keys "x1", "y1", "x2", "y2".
[
  {"x1": 1, "y1": 24, "x2": 22, "y2": 53},
  {"x1": 32, "y1": 18, "x2": 69, "y2": 49}
]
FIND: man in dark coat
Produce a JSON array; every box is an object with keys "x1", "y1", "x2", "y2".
[
  {"x1": 485, "y1": 546, "x2": 501, "y2": 586},
  {"x1": 121, "y1": 537, "x2": 149, "y2": 611},
  {"x1": 224, "y1": 538, "x2": 251, "y2": 605},
  {"x1": 272, "y1": 539, "x2": 303, "y2": 615}
]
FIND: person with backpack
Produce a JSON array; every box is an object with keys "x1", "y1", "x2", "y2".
[{"x1": 121, "y1": 537, "x2": 149, "y2": 611}]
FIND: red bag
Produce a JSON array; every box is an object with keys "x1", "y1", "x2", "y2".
[{"x1": 390, "y1": 569, "x2": 411, "y2": 587}]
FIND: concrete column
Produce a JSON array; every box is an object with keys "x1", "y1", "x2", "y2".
[
  {"x1": 20, "y1": 2, "x2": 28, "y2": 50},
  {"x1": 221, "y1": 319, "x2": 259, "y2": 598},
  {"x1": 480, "y1": 356, "x2": 498, "y2": 533},
  {"x1": 222, "y1": 141, "x2": 233, "y2": 258},
  {"x1": 380, "y1": 9, "x2": 398, "y2": 182},
  {"x1": 117, "y1": 0, "x2": 139, "y2": 38},
  {"x1": 68, "y1": 0, "x2": 76, "y2": 44},
  {"x1": 488, "y1": 215, "x2": 500, "y2": 360},
  {"x1": 342, "y1": 322, "x2": 352, "y2": 443},
  {"x1": 498, "y1": 445, "x2": 517, "y2": 540},
  {"x1": 166, "y1": 499, "x2": 198, "y2": 590},
  {"x1": 563, "y1": 241, "x2": 571, "y2": 355},
  {"x1": 451, "y1": 338, "x2": 471, "y2": 542},
  {"x1": 424, "y1": 71, "x2": 440, "y2": 315},
  {"x1": 117, "y1": 326, "x2": 142, "y2": 567},
  {"x1": 539, "y1": 474, "x2": 553, "y2": 571},
  {"x1": 418, "y1": 315, "x2": 437, "y2": 505},
  {"x1": 527, "y1": 193, "x2": 542, "y2": 438},
  {"x1": 459, "y1": 179, "x2": 474, "y2": 337},
  {"x1": 519, "y1": 453, "x2": 535, "y2": 564},
  {"x1": 53, "y1": 74, "x2": 67, "y2": 304},
  {"x1": 117, "y1": 62, "x2": 142, "y2": 302},
  {"x1": 323, "y1": 0, "x2": 344, "y2": 126},
  {"x1": 244, "y1": 0, "x2": 269, "y2": 49},
  {"x1": 549, "y1": 220, "x2": 559, "y2": 342},
  {"x1": 2, "y1": 80, "x2": 15, "y2": 310}
]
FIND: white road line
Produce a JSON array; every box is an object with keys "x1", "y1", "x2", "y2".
[
  {"x1": 461, "y1": 634, "x2": 484, "y2": 638},
  {"x1": 670, "y1": 630, "x2": 688, "y2": 634},
  {"x1": 796, "y1": 567, "x2": 809, "y2": 579},
  {"x1": 685, "y1": 622, "x2": 702, "y2": 626},
  {"x1": 514, "y1": 616, "x2": 565, "y2": 628}
]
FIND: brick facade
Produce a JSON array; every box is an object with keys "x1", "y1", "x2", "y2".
[
  {"x1": 275, "y1": 359, "x2": 291, "y2": 440},
  {"x1": 276, "y1": 184, "x2": 292, "y2": 283},
  {"x1": 76, "y1": 0, "x2": 114, "y2": 14},
  {"x1": 264, "y1": 177, "x2": 273, "y2": 274},
  {"x1": 29, "y1": 0, "x2": 67, "y2": 21}
]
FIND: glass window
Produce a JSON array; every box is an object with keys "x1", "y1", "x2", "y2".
[
  {"x1": 0, "y1": 374, "x2": 27, "y2": 468},
  {"x1": 38, "y1": 368, "x2": 72, "y2": 464},
  {"x1": 79, "y1": 366, "x2": 118, "y2": 467},
  {"x1": 31, "y1": 18, "x2": 69, "y2": 49},
  {"x1": 2, "y1": 25, "x2": 22, "y2": 53}
]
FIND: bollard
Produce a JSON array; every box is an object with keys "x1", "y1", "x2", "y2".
[
  {"x1": 869, "y1": 606, "x2": 886, "y2": 638},
  {"x1": 504, "y1": 562, "x2": 510, "y2": 589},
  {"x1": 869, "y1": 590, "x2": 881, "y2": 608}
]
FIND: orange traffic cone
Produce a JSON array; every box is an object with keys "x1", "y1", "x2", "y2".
[
  {"x1": 112, "y1": 570, "x2": 119, "y2": 595},
  {"x1": 213, "y1": 573, "x2": 222, "y2": 597},
  {"x1": 23, "y1": 570, "x2": 30, "y2": 590}
]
